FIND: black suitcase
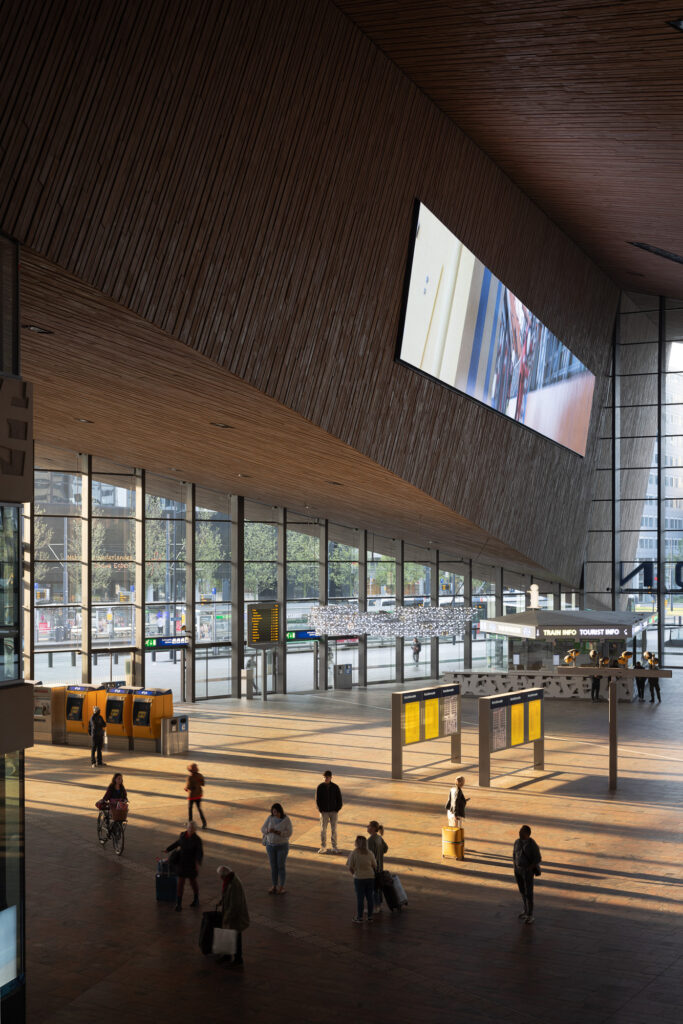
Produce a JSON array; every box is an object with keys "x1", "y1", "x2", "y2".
[
  {"x1": 199, "y1": 910, "x2": 222, "y2": 954},
  {"x1": 156, "y1": 858, "x2": 178, "y2": 903},
  {"x1": 380, "y1": 870, "x2": 407, "y2": 912}
]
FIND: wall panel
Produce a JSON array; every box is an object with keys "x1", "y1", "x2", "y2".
[{"x1": 0, "y1": 0, "x2": 618, "y2": 582}]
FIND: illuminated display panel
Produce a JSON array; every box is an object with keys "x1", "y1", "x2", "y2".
[
  {"x1": 528, "y1": 698, "x2": 542, "y2": 741},
  {"x1": 424, "y1": 697, "x2": 439, "y2": 739},
  {"x1": 403, "y1": 699, "x2": 420, "y2": 744},
  {"x1": 397, "y1": 202, "x2": 595, "y2": 456},
  {"x1": 510, "y1": 701, "x2": 525, "y2": 745},
  {"x1": 248, "y1": 603, "x2": 281, "y2": 645}
]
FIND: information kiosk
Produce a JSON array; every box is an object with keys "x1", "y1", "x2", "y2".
[
  {"x1": 105, "y1": 686, "x2": 136, "y2": 750},
  {"x1": 478, "y1": 687, "x2": 544, "y2": 787},
  {"x1": 65, "y1": 684, "x2": 108, "y2": 746},
  {"x1": 132, "y1": 689, "x2": 173, "y2": 751}
]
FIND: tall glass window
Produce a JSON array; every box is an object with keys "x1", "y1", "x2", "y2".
[
  {"x1": 367, "y1": 536, "x2": 396, "y2": 684},
  {"x1": 0, "y1": 506, "x2": 20, "y2": 683},
  {"x1": 286, "y1": 511, "x2": 320, "y2": 692},
  {"x1": 91, "y1": 460, "x2": 136, "y2": 648}
]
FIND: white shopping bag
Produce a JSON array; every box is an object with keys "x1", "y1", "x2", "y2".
[{"x1": 212, "y1": 928, "x2": 238, "y2": 955}]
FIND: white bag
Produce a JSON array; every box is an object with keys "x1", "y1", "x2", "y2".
[{"x1": 212, "y1": 927, "x2": 238, "y2": 955}]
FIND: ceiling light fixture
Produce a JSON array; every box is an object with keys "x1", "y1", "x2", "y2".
[
  {"x1": 75, "y1": 417, "x2": 94, "y2": 423},
  {"x1": 326, "y1": 480, "x2": 342, "y2": 486},
  {"x1": 210, "y1": 422, "x2": 234, "y2": 429},
  {"x1": 237, "y1": 472, "x2": 250, "y2": 478},
  {"x1": 666, "y1": 18, "x2": 683, "y2": 31},
  {"x1": 20, "y1": 323, "x2": 53, "y2": 335},
  {"x1": 629, "y1": 241, "x2": 683, "y2": 266},
  {"x1": 307, "y1": 603, "x2": 476, "y2": 639}
]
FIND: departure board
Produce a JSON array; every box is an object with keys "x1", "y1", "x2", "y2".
[
  {"x1": 401, "y1": 683, "x2": 460, "y2": 746},
  {"x1": 247, "y1": 603, "x2": 281, "y2": 645},
  {"x1": 487, "y1": 689, "x2": 543, "y2": 753}
]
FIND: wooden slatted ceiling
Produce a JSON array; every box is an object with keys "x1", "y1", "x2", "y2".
[
  {"x1": 334, "y1": 0, "x2": 683, "y2": 299},
  {"x1": 0, "y1": 0, "x2": 619, "y2": 581},
  {"x1": 19, "y1": 248, "x2": 547, "y2": 577}
]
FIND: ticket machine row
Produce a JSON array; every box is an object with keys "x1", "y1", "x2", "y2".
[{"x1": 33, "y1": 682, "x2": 173, "y2": 751}]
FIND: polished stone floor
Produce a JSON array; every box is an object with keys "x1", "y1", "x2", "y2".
[{"x1": 25, "y1": 679, "x2": 683, "y2": 1024}]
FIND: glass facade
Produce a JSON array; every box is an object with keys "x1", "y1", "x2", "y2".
[
  {"x1": 585, "y1": 293, "x2": 683, "y2": 666},
  {"x1": 24, "y1": 444, "x2": 578, "y2": 695}
]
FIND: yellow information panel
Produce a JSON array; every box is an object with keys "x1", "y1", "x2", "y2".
[
  {"x1": 424, "y1": 698, "x2": 439, "y2": 740},
  {"x1": 528, "y1": 698, "x2": 542, "y2": 741},
  {"x1": 510, "y1": 702, "x2": 525, "y2": 746},
  {"x1": 404, "y1": 701, "x2": 420, "y2": 744}
]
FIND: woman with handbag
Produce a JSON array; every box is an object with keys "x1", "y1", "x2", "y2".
[
  {"x1": 216, "y1": 865, "x2": 250, "y2": 967},
  {"x1": 261, "y1": 802, "x2": 293, "y2": 894}
]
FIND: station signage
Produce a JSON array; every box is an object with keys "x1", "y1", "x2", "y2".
[
  {"x1": 247, "y1": 602, "x2": 281, "y2": 645},
  {"x1": 401, "y1": 683, "x2": 460, "y2": 746},
  {"x1": 487, "y1": 688, "x2": 543, "y2": 753},
  {"x1": 285, "y1": 629, "x2": 319, "y2": 641},
  {"x1": 144, "y1": 636, "x2": 188, "y2": 650}
]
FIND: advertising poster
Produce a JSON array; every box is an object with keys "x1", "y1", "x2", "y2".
[{"x1": 510, "y1": 702, "x2": 525, "y2": 746}]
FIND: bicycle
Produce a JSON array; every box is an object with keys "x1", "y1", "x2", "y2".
[{"x1": 96, "y1": 800, "x2": 128, "y2": 856}]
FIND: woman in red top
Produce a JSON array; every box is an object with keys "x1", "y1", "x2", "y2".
[{"x1": 185, "y1": 763, "x2": 207, "y2": 829}]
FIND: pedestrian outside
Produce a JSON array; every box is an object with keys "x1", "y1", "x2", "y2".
[
  {"x1": 88, "y1": 706, "x2": 107, "y2": 767},
  {"x1": 512, "y1": 825, "x2": 542, "y2": 924},
  {"x1": 367, "y1": 821, "x2": 388, "y2": 912},
  {"x1": 316, "y1": 770, "x2": 343, "y2": 854},
  {"x1": 216, "y1": 865, "x2": 250, "y2": 967},
  {"x1": 446, "y1": 776, "x2": 468, "y2": 828},
  {"x1": 166, "y1": 820, "x2": 203, "y2": 911},
  {"x1": 185, "y1": 763, "x2": 207, "y2": 829},
  {"x1": 347, "y1": 835, "x2": 377, "y2": 923},
  {"x1": 261, "y1": 802, "x2": 293, "y2": 894}
]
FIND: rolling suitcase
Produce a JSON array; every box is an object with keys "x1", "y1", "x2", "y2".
[
  {"x1": 380, "y1": 870, "x2": 408, "y2": 912},
  {"x1": 156, "y1": 857, "x2": 178, "y2": 902}
]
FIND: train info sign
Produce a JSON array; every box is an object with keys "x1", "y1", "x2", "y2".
[
  {"x1": 247, "y1": 602, "x2": 281, "y2": 645},
  {"x1": 391, "y1": 683, "x2": 461, "y2": 779},
  {"x1": 478, "y1": 687, "x2": 544, "y2": 787},
  {"x1": 144, "y1": 636, "x2": 188, "y2": 650}
]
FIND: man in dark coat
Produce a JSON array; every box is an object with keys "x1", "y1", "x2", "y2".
[
  {"x1": 316, "y1": 770, "x2": 343, "y2": 854},
  {"x1": 166, "y1": 821, "x2": 203, "y2": 911},
  {"x1": 217, "y1": 865, "x2": 250, "y2": 966},
  {"x1": 513, "y1": 825, "x2": 542, "y2": 924},
  {"x1": 88, "y1": 706, "x2": 106, "y2": 767}
]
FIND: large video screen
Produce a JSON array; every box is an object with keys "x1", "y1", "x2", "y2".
[{"x1": 397, "y1": 202, "x2": 595, "y2": 456}]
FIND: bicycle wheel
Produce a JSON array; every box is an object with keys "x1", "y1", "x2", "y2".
[
  {"x1": 97, "y1": 811, "x2": 109, "y2": 845},
  {"x1": 111, "y1": 820, "x2": 125, "y2": 856}
]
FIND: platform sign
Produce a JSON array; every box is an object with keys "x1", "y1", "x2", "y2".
[
  {"x1": 144, "y1": 635, "x2": 188, "y2": 650},
  {"x1": 479, "y1": 688, "x2": 544, "y2": 786},
  {"x1": 247, "y1": 602, "x2": 281, "y2": 645},
  {"x1": 393, "y1": 683, "x2": 462, "y2": 777}
]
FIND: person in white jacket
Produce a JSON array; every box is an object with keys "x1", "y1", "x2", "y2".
[{"x1": 261, "y1": 802, "x2": 293, "y2": 894}]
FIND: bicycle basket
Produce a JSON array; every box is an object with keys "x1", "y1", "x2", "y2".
[{"x1": 110, "y1": 801, "x2": 128, "y2": 822}]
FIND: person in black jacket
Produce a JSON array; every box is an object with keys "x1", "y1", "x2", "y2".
[
  {"x1": 166, "y1": 821, "x2": 203, "y2": 911},
  {"x1": 88, "y1": 706, "x2": 107, "y2": 767},
  {"x1": 316, "y1": 770, "x2": 343, "y2": 854},
  {"x1": 513, "y1": 825, "x2": 542, "y2": 924},
  {"x1": 446, "y1": 776, "x2": 468, "y2": 828},
  {"x1": 634, "y1": 661, "x2": 646, "y2": 702}
]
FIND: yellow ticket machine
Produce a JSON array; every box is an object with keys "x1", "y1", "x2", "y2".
[
  {"x1": 105, "y1": 687, "x2": 136, "y2": 750},
  {"x1": 65, "y1": 684, "x2": 107, "y2": 747},
  {"x1": 132, "y1": 689, "x2": 173, "y2": 752}
]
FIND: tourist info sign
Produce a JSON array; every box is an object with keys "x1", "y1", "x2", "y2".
[
  {"x1": 391, "y1": 683, "x2": 461, "y2": 779},
  {"x1": 478, "y1": 688, "x2": 544, "y2": 786}
]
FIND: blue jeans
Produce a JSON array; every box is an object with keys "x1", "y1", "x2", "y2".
[
  {"x1": 354, "y1": 877, "x2": 374, "y2": 918},
  {"x1": 267, "y1": 842, "x2": 289, "y2": 886}
]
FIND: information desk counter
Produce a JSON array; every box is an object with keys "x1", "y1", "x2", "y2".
[{"x1": 443, "y1": 670, "x2": 633, "y2": 702}]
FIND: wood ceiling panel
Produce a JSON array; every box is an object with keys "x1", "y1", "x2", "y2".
[
  {"x1": 334, "y1": 0, "x2": 683, "y2": 298},
  {"x1": 20, "y1": 248, "x2": 547, "y2": 577}
]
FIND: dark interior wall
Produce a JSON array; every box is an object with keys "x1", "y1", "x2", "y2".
[{"x1": 0, "y1": 0, "x2": 619, "y2": 582}]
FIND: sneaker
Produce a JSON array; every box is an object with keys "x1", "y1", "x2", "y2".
[
  {"x1": 318, "y1": 847, "x2": 327, "y2": 854},
  {"x1": 331, "y1": 847, "x2": 339, "y2": 855},
  {"x1": 518, "y1": 912, "x2": 528, "y2": 919},
  {"x1": 366, "y1": 915, "x2": 373, "y2": 923},
  {"x1": 90, "y1": 763, "x2": 97, "y2": 767},
  {"x1": 190, "y1": 897, "x2": 199, "y2": 907},
  {"x1": 374, "y1": 905, "x2": 383, "y2": 914},
  {"x1": 174, "y1": 904, "x2": 182, "y2": 912},
  {"x1": 352, "y1": 917, "x2": 362, "y2": 924},
  {"x1": 525, "y1": 915, "x2": 534, "y2": 924}
]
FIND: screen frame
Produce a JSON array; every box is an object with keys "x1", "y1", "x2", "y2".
[{"x1": 394, "y1": 197, "x2": 595, "y2": 458}]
